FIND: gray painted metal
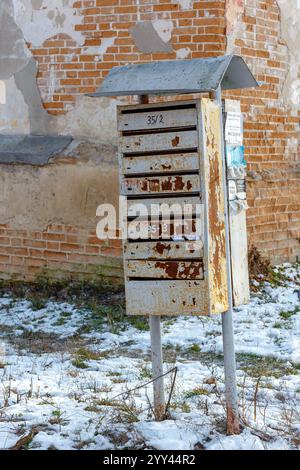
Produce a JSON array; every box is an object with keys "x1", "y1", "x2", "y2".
[
  {"x1": 0, "y1": 134, "x2": 72, "y2": 164},
  {"x1": 150, "y1": 315, "x2": 166, "y2": 421},
  {"x1": 213, "y1": 86, "x2": 240, "y2": 435},
  {"x1": 90, "y1": 55, "x2": 258, "y2": 97}
]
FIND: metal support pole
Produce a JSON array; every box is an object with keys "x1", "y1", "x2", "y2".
[
  {"x1": 139, "y1": 94, "x2": 149, "y2": 104},
  {"x1": 149, "y1": 315, "x2": 166, "y2": 421},
  {"x1": 211, "y1": 87, "x2": 240, "y2": 435},
  {"x1": 137, "y1": 93, "x2": 166, "y2": 421}
]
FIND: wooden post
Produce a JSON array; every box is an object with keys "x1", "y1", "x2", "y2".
[{"x1": 137, "y1": 93, "x2": 166, "y2": 422}]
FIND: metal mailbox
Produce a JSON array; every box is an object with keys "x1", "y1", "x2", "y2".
[
  {"x1": 118, "y1": 98, "x2": 228, "y2": 316},
  {"x1": 91, "y1": 55, "x2": 259, "y2": 428}
]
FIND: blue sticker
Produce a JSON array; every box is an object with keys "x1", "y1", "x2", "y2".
[{"x1": 226, "y1": 145, "x2": 246, "y2": 167}]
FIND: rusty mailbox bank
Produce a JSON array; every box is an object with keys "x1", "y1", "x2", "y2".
[
  {"x1": 118, "y1": 98, "x2": 228, "y2": 316},
  {"x1": 92, "y1": 55, "x2": 258, "y2": 429}
]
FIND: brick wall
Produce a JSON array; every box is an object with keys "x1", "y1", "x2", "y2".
[
  {"x1": 0, "y1": 223, "x2": 123, "y2": 284},
  {"x1": 223, "y1": 0, "x2": 300, "y2": 262},
  {"x1": 0, "y1": 0, "x2": 299, "y2": 284},
  {"x1": 31, "y1": 1, "x2": 226, "y2": 114}
]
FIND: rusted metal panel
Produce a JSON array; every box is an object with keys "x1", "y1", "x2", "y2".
[
  {"x1": 123, "y1": 174, "x2": 200, "y2": 195},
  {"x1": 119, "y1": 130, "x2": 198, "y2": 154},
  {"x1": 126, "y1": 260, "x2": 204, "y2": 279},
  {"x1": 118, "y1": 107, "x2": 197, "y2": 131},
  {"x1": 126, "y1": 280, "x2": 209, "y2": 316},
  {"x1": 117, "y1": 98, "x2": 230, "y2": 316},
  {"x1": 127, "y1": 196, "x2": 200, "y2": 217},
  {"x1": 124, "y1": 240, "x2": 203, "y2": 260},
  {"x1": 127, "y1": 218, "x2": 201, "y2": 240},
  {"x1": 201, "y1": 98, "x2": 228, "y2": 313},
  {"x1": 123, "y1": 152, "x2": 199, "y2": 175}
]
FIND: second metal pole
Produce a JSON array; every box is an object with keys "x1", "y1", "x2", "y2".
[{"x1": 212, "y1": 86, "x2": 240, "y2": 435}]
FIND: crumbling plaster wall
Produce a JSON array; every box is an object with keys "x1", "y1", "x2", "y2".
[
  {"x1": 226, "y1": 0, "x2": 300, "y2": 109},
  {"x1": 0, "y1": 0, "x2": 184, "y2": 140},
  {"x1": 0, "y1": 143, "x2": 119, "y2": 231},
  {"x1": 0, "y1": 0, "x2": 190, "y2": 234},
  {"x1": 0, "y1": 0, "x2": 121, "y2": 237},
  {"x1": 0, "y1": 0, "x2": 119, "y2": 141}
]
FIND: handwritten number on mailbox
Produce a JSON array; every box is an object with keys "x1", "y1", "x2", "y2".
[{"x1": 147, "y1": 114, "x2": 164, "y2": 126}]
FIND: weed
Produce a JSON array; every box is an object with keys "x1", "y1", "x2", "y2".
[
  {"x1": 248, "y1": 246, "x2": 270, "y2": 280},
  {"x1": 237, "y1": 353, "x2": 300, "y2": 378},
  {"x1": 53, "y1": 318, "x2": 66, "y2": 326},
  {"x1": 128, "y1": 317, "x2": 149, "y2": 331},
  {"x1": 49, "y1": 409, "x2": 69, "y2": 428},
  {"x1": 188, "y1": 344, "x2": 201, "y2": 353},
  {"x1": 279, "y1": 306, "x2": 300, "y2": 320},
  {"x1": 138, "y1": 365, "x2": 152, "y2": 381},
  {"x1": 73, "y1": 439, "x2": 95, "y2": 450},
  {"x1": 29, "y1": 297, "x2": 47, "y2": 311},
  {"x1": 84, "y1": 405, "x2": 102, "y2": 413},
  {"x1": 75, "y1": 347, "x2": 106, "y2": 361},
  {"x1": 72, "y1": 358, "x2": 88, "y2": 369},
  {"x1": 107, "y1": 370, "x2": 122, "y2": 377},
  {"x1": 185, "y1": 387, "x2": 209, "y2": 398}
]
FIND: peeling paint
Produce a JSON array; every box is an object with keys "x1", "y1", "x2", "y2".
[
  {"x1": 84, "y1": 37, "x2": 115, "y2": 59},
  {"x1": 14, "y1": 58, "x2": 55, "y2": 135},
  {"x1": 12, "y1": 0, "x2": 84, "y2": 46},
  {"x1": 130, "y1": 21, "x2": 173, "y2": 53},
  {"x1": 176, "y1": 47, "x2": 191, "y2": 59},
  {"x1": 277, "y1": 0, "x2": 300, "y2": 107},
  {"x1": 175, "y1": 0, "x2": 193, "y2": 10},
  {"x1": 0, "y1": 1, "x2": 55, "y2": 134},
  {"x1": 152, "y1": 19, "x2": 174, "y2": 44},
  {"x1": 0, "y1": 81, "x2": 6, "y2": 104},
  {"x1": 58, "y1": 96, "x2": 120, "y2": 144},
  {"x1": 225, "y1": 0, "x2": 244, "y2": 53},
  {"x1": 0, "y1": 2, "x2": 31, "y2": 80},
  {"x1": 0, "y1": 76, "x2": 30, "y2": 134},
  {"x1": 202, "y1": 99, "x2": 228, "y2": 313}
]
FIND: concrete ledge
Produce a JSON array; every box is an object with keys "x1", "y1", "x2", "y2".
[{"x1": 0, "y1": 134, "x2": 72, "y2": 165}]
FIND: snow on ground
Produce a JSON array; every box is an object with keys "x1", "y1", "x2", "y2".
[{"x1": 0, "y1": 263, "x2": 299, "y2": 450}]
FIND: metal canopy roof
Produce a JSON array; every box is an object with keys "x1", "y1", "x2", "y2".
[{"x1": 90, "y1": 54, "x2": 258, "y2": 97}]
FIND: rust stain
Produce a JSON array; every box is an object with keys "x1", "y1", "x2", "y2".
[
  {"x1": 161, "y1": 177, "x2": 173, "y2": 191},
  {"x1": 186, "y1": 180, "x2": 192, "y2": 190},
  {"x1": 154, "y1": 261, "x2": 203, "y2": 279},
  {"x1": 174, "y1": 176, "x2": 185, "y2": 190},
  {"x1": 149, "y1": 179, "x2": 160, "y2": 192},
  {"x1": 138, "y1": 176, "x2": 195, "y2": 193},
  {"x1": 226, "y1": 405, "x2": 240, "y2": 435},
  {"x1": 155, "y1": 242, "x2": 171, "y2": 254},
  {"x1": 203, "y1": 99, "x2": 228, "y2": 312},
  {"x1": 172, "y1": 136, "x2": 180, "y2": 147}
]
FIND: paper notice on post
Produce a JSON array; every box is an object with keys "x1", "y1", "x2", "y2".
[
  {"x1": 225, "y1": 99, "x2": 243, "y2": 145},
  {"x1": 225, "y1": 111, "x2": 243, "y2": 144}
]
